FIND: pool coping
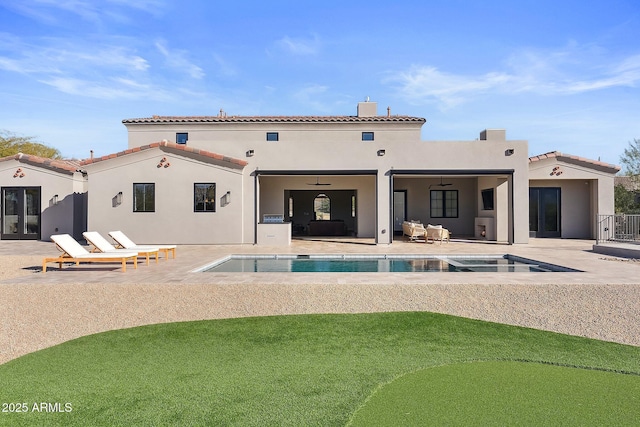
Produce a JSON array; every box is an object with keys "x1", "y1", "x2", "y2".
[{"x1": 193, "y1": 253, "x2": 581, "y2": 273}]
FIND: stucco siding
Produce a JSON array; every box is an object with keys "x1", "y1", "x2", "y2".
[
  {"x1": 84, "y1": 149, "x2": 244, "y2": 244},
  {"x1": 0, "y1": 159, "x2": 86, "y2": 240}
]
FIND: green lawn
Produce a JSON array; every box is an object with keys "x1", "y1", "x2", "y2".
[{"x1": 0, "y1": 312, "x2": 639, "y2": 426}]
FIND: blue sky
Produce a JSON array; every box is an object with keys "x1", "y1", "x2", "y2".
[{"x1": 1, "y1": 0, "x2": 639, "y2": 166}]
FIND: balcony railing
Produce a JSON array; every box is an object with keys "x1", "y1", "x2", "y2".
[{"x1": 597, "y1": 214, "x2": 640, "y2": 244}]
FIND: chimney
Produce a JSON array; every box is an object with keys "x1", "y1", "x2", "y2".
[
  {"x1": 479, "y1": 129, "x2": 506, "y2": 141},
  {"x1": 357, "y1": 99, "x2": 377, "y2": 117}
]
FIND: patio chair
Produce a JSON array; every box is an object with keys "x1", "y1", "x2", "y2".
[
  {"x1": 402, "y1": 221, "x2": 427, "y2": 242},
  {"x1": 425, "y1": 224, "x2": 450, "y2": 244},
  {"x1": 83, "y1": 231, "x2": 159, "y2": 265},
  {"x1": 108, "y1": 230, "x2": 177, "y2": 259},
  {"x1": 43, "y1": 234, "x2": 139, "y2": 273}
]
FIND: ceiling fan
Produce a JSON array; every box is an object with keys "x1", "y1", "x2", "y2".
[
  {"x1": 429, "y1": 176, "x2": 453, "y2": 189},
  {"x1": 307, "y1": 177, "x2": 331, "y2": 186}
]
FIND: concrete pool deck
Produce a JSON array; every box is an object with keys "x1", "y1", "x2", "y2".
[{"x1": 1, "y1": 237, "x2": 639, "y2": 364}]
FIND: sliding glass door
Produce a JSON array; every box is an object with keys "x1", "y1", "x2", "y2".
[
  {"x1": 529, "y1": 187, "x2": 560, "y2": 238},
  {"x1": 1, "y1": 187, "x2": 41, "y2": 240}
]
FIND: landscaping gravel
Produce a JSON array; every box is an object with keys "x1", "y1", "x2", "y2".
[{"x1": 1, "y1": 253, "x2": 639, "y2": 365}]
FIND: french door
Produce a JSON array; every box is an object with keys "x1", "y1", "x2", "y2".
[
  {"x1": 1, "y1": 187, "x2": 41, "y2": 240},
  {"x1": 529, "y1": 187, "x2": 560, "y2": 238},
  {"x1": 393, "y1": 190, "x2": 407, "y2": 234}
]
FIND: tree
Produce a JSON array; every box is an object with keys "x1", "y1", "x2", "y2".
[
  {"x1": 0, "y1": 130, "x2": 61, "y2": 159},
  {"x1": 619, "y1": 138, "x2": 640, "y2": 175},
  {"x1": 614, "y1": 184, "x2": 640, "y2": 214}
]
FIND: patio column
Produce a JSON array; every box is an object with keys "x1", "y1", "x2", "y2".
[{"x1": 376, "y1": 170, "x2": 391, "y2": 244}]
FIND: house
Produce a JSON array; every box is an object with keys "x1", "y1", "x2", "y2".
[
  {"x1": 0, "y1": 153, "x2": 86, "y2": 240},
  {"x1": 0, "y1": 101, "x2": 620, "y2": 244}
]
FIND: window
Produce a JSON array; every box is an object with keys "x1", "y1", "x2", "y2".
[
  {"x1": 314, "y1": 193, "x2": 330, "y2": 220},
  {"x1": 266, "y1": 132, "x2": 279, "y2": 141},
  {"x1": 481, "y1": 188, "x2": 494, "y2": 210},
  {"x1": 362, "y1": 132, "x2": 374, "y2": 141},
  {"x1": 176, "y1": 133, "x2": 188, "y2": 144},
  {"x1": 133, "y1": 183, "x2": 155, "y2": 212},
  {"x1": 430, "y1": 190, "x2": 458, "y2": 218},
  {"x1": 194, "y1": 183, "x2": 216, "y2": 212}
]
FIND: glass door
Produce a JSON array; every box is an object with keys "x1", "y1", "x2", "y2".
[
  {"x1": 1, "y1": 187, "x2": 41, "y2": 240},
  {"x1": 393, "y1": 190, "x2": 407, "y2": 234},
  {"x1": 529, "y1": 187, "x2": 560, "y2": 238}
]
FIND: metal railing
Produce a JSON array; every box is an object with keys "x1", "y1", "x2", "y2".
[{"x1": 597, "y1": 214, "x2": 640, "y2": 244}]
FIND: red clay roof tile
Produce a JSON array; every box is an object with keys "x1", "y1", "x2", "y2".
[
  {"x1": 122, "y1": 115, "x2": 426, "y2": 124},
  {"x1": 0, "y1": 153, "x2": 80, "y2": 174},
  {"x1": 79, "y1": 141, "x2": 247, "y2": 168},
  {"x1": 529, "y1": 151, "x2": 620, "y2": 173}
]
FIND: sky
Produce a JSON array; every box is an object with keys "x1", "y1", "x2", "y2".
[{"x1": 0, "y1": 0, "x2": 639, "y2": 167}]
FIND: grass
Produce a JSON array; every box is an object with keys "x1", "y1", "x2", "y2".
[
  {"x1": 0, "y1": 312, "x2": 639, "y2": 426},
  {"x1": 348, "y1": 361, "x2": 640, "y2": 426}
]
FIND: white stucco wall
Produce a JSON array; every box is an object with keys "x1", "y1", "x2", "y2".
[{"x1": 84, "y1": 148, "x2": 244, "y2": 244}]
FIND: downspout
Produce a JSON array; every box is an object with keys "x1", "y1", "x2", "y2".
[{"x1": 253, "y1": 170, "x2": 258, "y2": 244}]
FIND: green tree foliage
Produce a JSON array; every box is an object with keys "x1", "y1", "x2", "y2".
[
  {"x1": 0, "y1": 130, "x2": 61, "y2": 159},
  {"x1": 620, "y1": 138, "x2": 640, "y2": 175},
  {"x1": 614, "y1": 184, "x2": 640, "y2": 214}
]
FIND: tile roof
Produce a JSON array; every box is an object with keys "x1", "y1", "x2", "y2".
[
  {"x1": 122, "y1": 115, "x2": 426, "y2": 124},
  {"x1": 0, "y1": 153, "x2": 81, "y2": 175},
  {"x1": 529, "y1": 151, "x2": 620, "y2": 174},
  {"x1": 79, "y1": 141, "x2": 248, "y2": 168}
]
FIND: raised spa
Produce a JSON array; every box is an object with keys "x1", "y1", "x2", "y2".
[{"x1": 197, "y1": 254, "x2": 578, "y2": 273}]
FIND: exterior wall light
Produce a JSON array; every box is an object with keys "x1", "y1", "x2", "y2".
[
  {"x1": 114, "y1": 191, "x2": 123, "y2": 207},
  {"x1": 52, "y1": 194, "x2": 59, "y2": 205},
  {"x1": 505, "y1": 149, "x2": 515, "y2": 156},
  {"x1": 224, "y1": 191, "x2": 231, "y2": 205},
  {"x1": 246, "y1": 149, "x2": 254, "y2": 157},
  {"x1": 377, "y1": 149, "x2": 386, "y2": 156}
]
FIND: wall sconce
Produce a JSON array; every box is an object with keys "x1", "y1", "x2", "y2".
[
  {"x1": 113, "y1": 191, "x2": 123, "y2": 207},
  {"x1": 223, "y1": 191, "x2": 231, "y2": 206},
  {"x1": 52, "y1": 194, "x2": 59, "y2": 206},
  {"x1": 505, "y1": 148, "x2": 514, "y2": 156},
  {"x1": 377, "y1": 149, "x2": 386, "y2": 156},
  {"x1": 246, "y1": 149, "x2": 255, "y2": 157}
]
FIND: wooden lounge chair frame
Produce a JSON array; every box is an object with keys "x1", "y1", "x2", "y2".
[
  {"x1": 43, "y1": 234, "x2": 138, "y2": 273},
  {"x1": 108, "y1": 230, "x2": 177, "y2": 259},
  {"x1": 83, "y1": 231, "x2": 159, "y2": 265}
]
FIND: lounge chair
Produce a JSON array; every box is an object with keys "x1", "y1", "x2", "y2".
[
  {"x1": 402, "y1": 221, "x2": 427, "y2": 242},
  {"x1": 108, "y1": 231, "x2": 177, "y2": 259},
  {"x1": 425, "y1": 224, "x2": 451, "y2": 244},
  {"x1": 43, "y1": 234, "x2": 139, "y2": 273},
  {"x1": 83, "y1": 231, "x2": 159, "y2": 265}
]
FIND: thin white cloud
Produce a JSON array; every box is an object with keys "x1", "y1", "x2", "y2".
[
  {"x1": 39, "y1": 76, "x2": 172, "y2": 101},
  {"x1": 0, "y1": 0, "x2": 165, "y2": 25},
  {"x1": 389, "y1": 46, "x2": 640, "y2": 109},
  {"x1": 212, "y1": 53, "x2": 237, "y2": 77},
  {"x1": 155, "y1": 40, "x2": 205, "y2": 79},
  {"x1": 276, "y1": 35, "x2": 320, "y2": 55},
  {"x1": 292, "y1": 84, "x2": 336, "y2": 112}
]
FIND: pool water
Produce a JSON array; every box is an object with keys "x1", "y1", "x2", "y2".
[{"x1": 199, "y1": 255, "x2": 578, "y2": 273}]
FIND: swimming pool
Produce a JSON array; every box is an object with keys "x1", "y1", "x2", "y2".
[{"x1": 196, "y1": 254, "x2": 578, "y2": 273}]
